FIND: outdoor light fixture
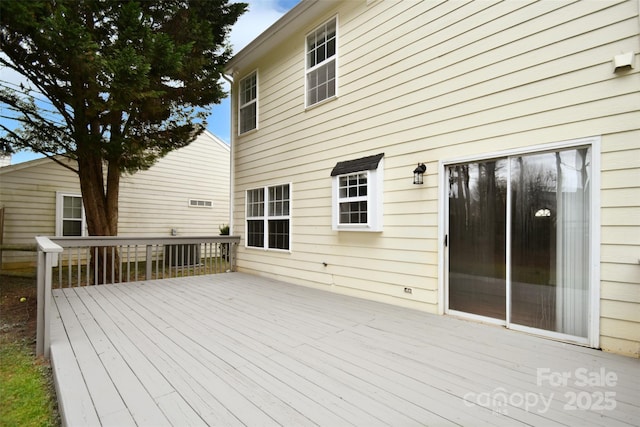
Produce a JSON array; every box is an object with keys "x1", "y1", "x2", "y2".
[{"x1": 413, "y1": 163, "x2": 426, "y2": 185}]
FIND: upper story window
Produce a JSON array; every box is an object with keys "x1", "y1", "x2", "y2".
[
  {"x1": 306, "y1": 17, "x2": 337, "y2": 107},
  {"x1": 56, "y1": 193, "x2": 86, "y2": 236},
  {"x1": 331, "y1": 153, "x2": 384, "y2": 232},
  {"x1": 239, "y1": 71, "x2": 257, "y2": 134},
  {"x1": 246, "y1": 183, "x2": 291, "y2": 251}
]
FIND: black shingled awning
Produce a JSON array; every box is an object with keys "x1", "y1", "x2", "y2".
[{"x1": 330, "y1": 153, "x2": 384, "y2": 176}]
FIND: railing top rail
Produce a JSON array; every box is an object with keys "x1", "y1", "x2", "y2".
[
  {"x1": 35, "y1": 236, "x2": 64, "y2": 253},
  {"x1": 47, "y1": 235, "x2": 241, "y2": 248}
]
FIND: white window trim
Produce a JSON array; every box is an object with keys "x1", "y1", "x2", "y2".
[
  {"x1": 238, "y1": 70, "x2": 258, "y2": 135},
  {"x1": 332, "y1": 158, "x2": 383, "y2": 232},
  {"x1": 245, "y1": 182, "x2": 292, "y2": 252},
  {"x1": 437, "y1": 136, "x2": 601, "y2": 349},
  {"x1": 55, "y1": 192, "x2": 87, "y2": 237},
  {"x1": 304, "y1": 15, "x2": 338, "y2": 109}
]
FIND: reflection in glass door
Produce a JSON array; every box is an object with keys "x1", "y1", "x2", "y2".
[
  {"x1": 448, "y1": 159, "x2": 508, "y2": 320},
  {"x1": 510, "y1": 148, "x2": 591, "y2": 337},
  {"x1": 447, "y1": 146, "x2": 591, "y2": 339}
]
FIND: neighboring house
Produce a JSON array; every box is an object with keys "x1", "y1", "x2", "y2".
[
  {"x1": 225, "y1": 0, "x2": 640, "y2": 357},
  {"x1": 0, "y1": 130, "x2": 230, "y2": 267}
]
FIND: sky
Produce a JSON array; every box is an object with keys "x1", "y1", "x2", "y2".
[{"x1": 1, "y1": 0, "x2": 301, "y2": 165}]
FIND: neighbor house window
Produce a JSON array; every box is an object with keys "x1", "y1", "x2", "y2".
[
  {"x1": 331, "y1": 153, "x2": 384, "y2": 231},
  {"x1": 56, "y1": 193, "x2": 86, "y2": 236},
  {"x1": 306, "y1": 17, "x2": 337, "y2": 107},
  {"x1": 246, "y1": 183, "x2": 291, "y2": 250},
  {"x1": 239, "y1": 71, "x2": 257, "y2": 134}
]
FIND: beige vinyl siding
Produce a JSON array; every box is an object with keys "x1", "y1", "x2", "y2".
[
  {"x1": 599, "y1": 129, "x2": 640, "y2": 357},
  {"x1": 118, "y1": 131, "x2": 230, "y2": 237},
  {"x1": 0, "y1": 158, "x2": 80, "y2": 266},
  {"x1": 232, "y1": 0, "x2": 639, "y2": 356},
  {"x1": 1, "y1": 131, "x2": 230, "y2": 267}
]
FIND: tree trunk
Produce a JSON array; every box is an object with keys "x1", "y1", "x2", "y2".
[{"x1": 77, "y1": 150, "x2": 121, "y2": 284}]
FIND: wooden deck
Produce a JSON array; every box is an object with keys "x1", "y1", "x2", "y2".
[{"x1": 50, "y1": 273, "x2": 639, "y2": 426}]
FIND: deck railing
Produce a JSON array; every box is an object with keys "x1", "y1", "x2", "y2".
[{"x1": 35, "y1": 235, "x2": 240, "y2": 357}]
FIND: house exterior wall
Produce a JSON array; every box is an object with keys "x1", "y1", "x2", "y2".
[
  {"x1": 118, "y1": 131, "x2": 230, "y2": 237},
  {"x1": 0, "y1": 131, "x2": 230, "y2": 266},
  {"x1": 229, "y1": 0, "x2": 640, "y2": 357}
]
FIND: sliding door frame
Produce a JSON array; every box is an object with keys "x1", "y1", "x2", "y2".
[{"x1": 438, "y1": 136, "x2": 601, "y2": 348}]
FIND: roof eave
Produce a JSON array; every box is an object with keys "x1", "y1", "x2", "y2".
[{"x1": 225, "y1": 0, "x2": 337, "y2": 76}]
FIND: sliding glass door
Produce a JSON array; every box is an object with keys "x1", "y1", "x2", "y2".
[
  {"x1": 447, "y1": 146, "x2": 592, "y2": 339},
  {"x1": 448, "y1": 159, "x2": 508, "y2": 320}
]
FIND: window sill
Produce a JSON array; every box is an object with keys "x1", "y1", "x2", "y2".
[
  {"x1": 238, "y1": 127, "x2": 258, "y2": 137},
  {"x1": 245, "y1": 245, "x2": 292, "y2": 253},
  {"x1": 333, "y1": 225, "x2": 382, "y2": 233},
  {"x1": 305, "y1": 94, "x2": 338, "y2": 111}
]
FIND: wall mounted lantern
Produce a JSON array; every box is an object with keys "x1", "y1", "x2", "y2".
[{"x1": 413, "y1": 163, "x2": 426, "y2": 185}]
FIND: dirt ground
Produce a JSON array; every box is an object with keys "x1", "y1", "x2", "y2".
[{"x1": 0, "y1": 273, "x2": 39, "y2": 348}]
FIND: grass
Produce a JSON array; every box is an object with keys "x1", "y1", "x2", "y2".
[
  {"x1": 0, "y1": 273, "x2": 59, "y2": 426},
  {"x1": 0, "y1": 341, "x2": 58, "y2": 426}
]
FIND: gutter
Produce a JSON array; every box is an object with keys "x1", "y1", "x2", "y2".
[{"x1": 222, "y1": 74, "x2": 235, "y2": 236}]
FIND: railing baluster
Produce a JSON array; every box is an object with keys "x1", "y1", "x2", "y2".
[
  {"x1": 86, "y1": 247, "x2": 90, "y2": 286},
  {"x1": 216, "y1": 242, "x2": 221, "y2": 273},
  {"x1": 57, "y1": 252, "x2": 62, "y2": 289},
  {"x1": 134, "y1": 245, "x2": 138, "y2": 282},
  {"x1": 101, "y1": 247, "x2": 105, "y2": 284},
  {"x1": 76, "y1": 247, "x2": 80, "y2": 286},
  {"x1": 204, "y1": 243, "x2": 209, "y2": 275},
  {"x1": 117, "y1": 245, "x2": 122, "y2": 284},
  {"x1": 181, "y1": 245, "x2": 185, "y2": 277}
]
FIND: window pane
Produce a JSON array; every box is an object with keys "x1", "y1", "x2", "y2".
[
  {"x1": 327, "y1": 79, "x2": 335, "y2": 99},
  {"x1": 247, "y1": 189, "x2": 264, "y2": 217},
  {"x1": 339, "y1": 201, "x2": 368, "y2": 224},
  {"x1": 306, "y1": 61, "x2": 336, "y2": 106},
  {"x1": 269, "y1": 184, "x2": 290, "y2": 216},
  {"x1": 240, "y1": 73, "x2": 256, "y2": 105},
  {"x1": 63, "y1": 220, "x2": 82, "y2": 236},
  {"x1": 327, "y1": 38, "x2": 335, "y2": 58},
  {"x1": 268, "y1": 219, "x2": 289, "y2": 250},
  {"x1": 327, "y1": 19, "x2": 336, "y2": 38},
  {"x1": 240, "y1": 103, "x2": 256, "y2": 134},
  {"x1": 448, "y1": 160, "x2": 508, "y2": 320},
  {"x1": 247, "y1": 220, "x2": 264, "y2": 248},
  {"x1": 63, "y1": 196, "x2": 83, "y2": 219},
  {"x1": 510, "y1": 148, "x2": 591, "y2": 337},
  {"x1": 339, "y1": 172, "x2": 367, "y2": 200}
]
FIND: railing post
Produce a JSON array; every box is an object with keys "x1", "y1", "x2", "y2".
[
  {"x1": 35, "y1": 236, "x2": 63, "y2": 358},
  {"x1": 230, "y1": 241, "x2": 237, "y2": 272},
  {"x1": 43, "y1": 252, "x2": 54, "y2": 358},
  {"x1": 36, "y1": 249, "x2": 45, "y2": 357},
  {"x1": 145, "y1": 244, "x2": 153, "y2": 280}
]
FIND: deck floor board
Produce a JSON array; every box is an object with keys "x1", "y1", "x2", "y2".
[{"x1": 50, "y1": 273, "x2": 640, "y2": 426}]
